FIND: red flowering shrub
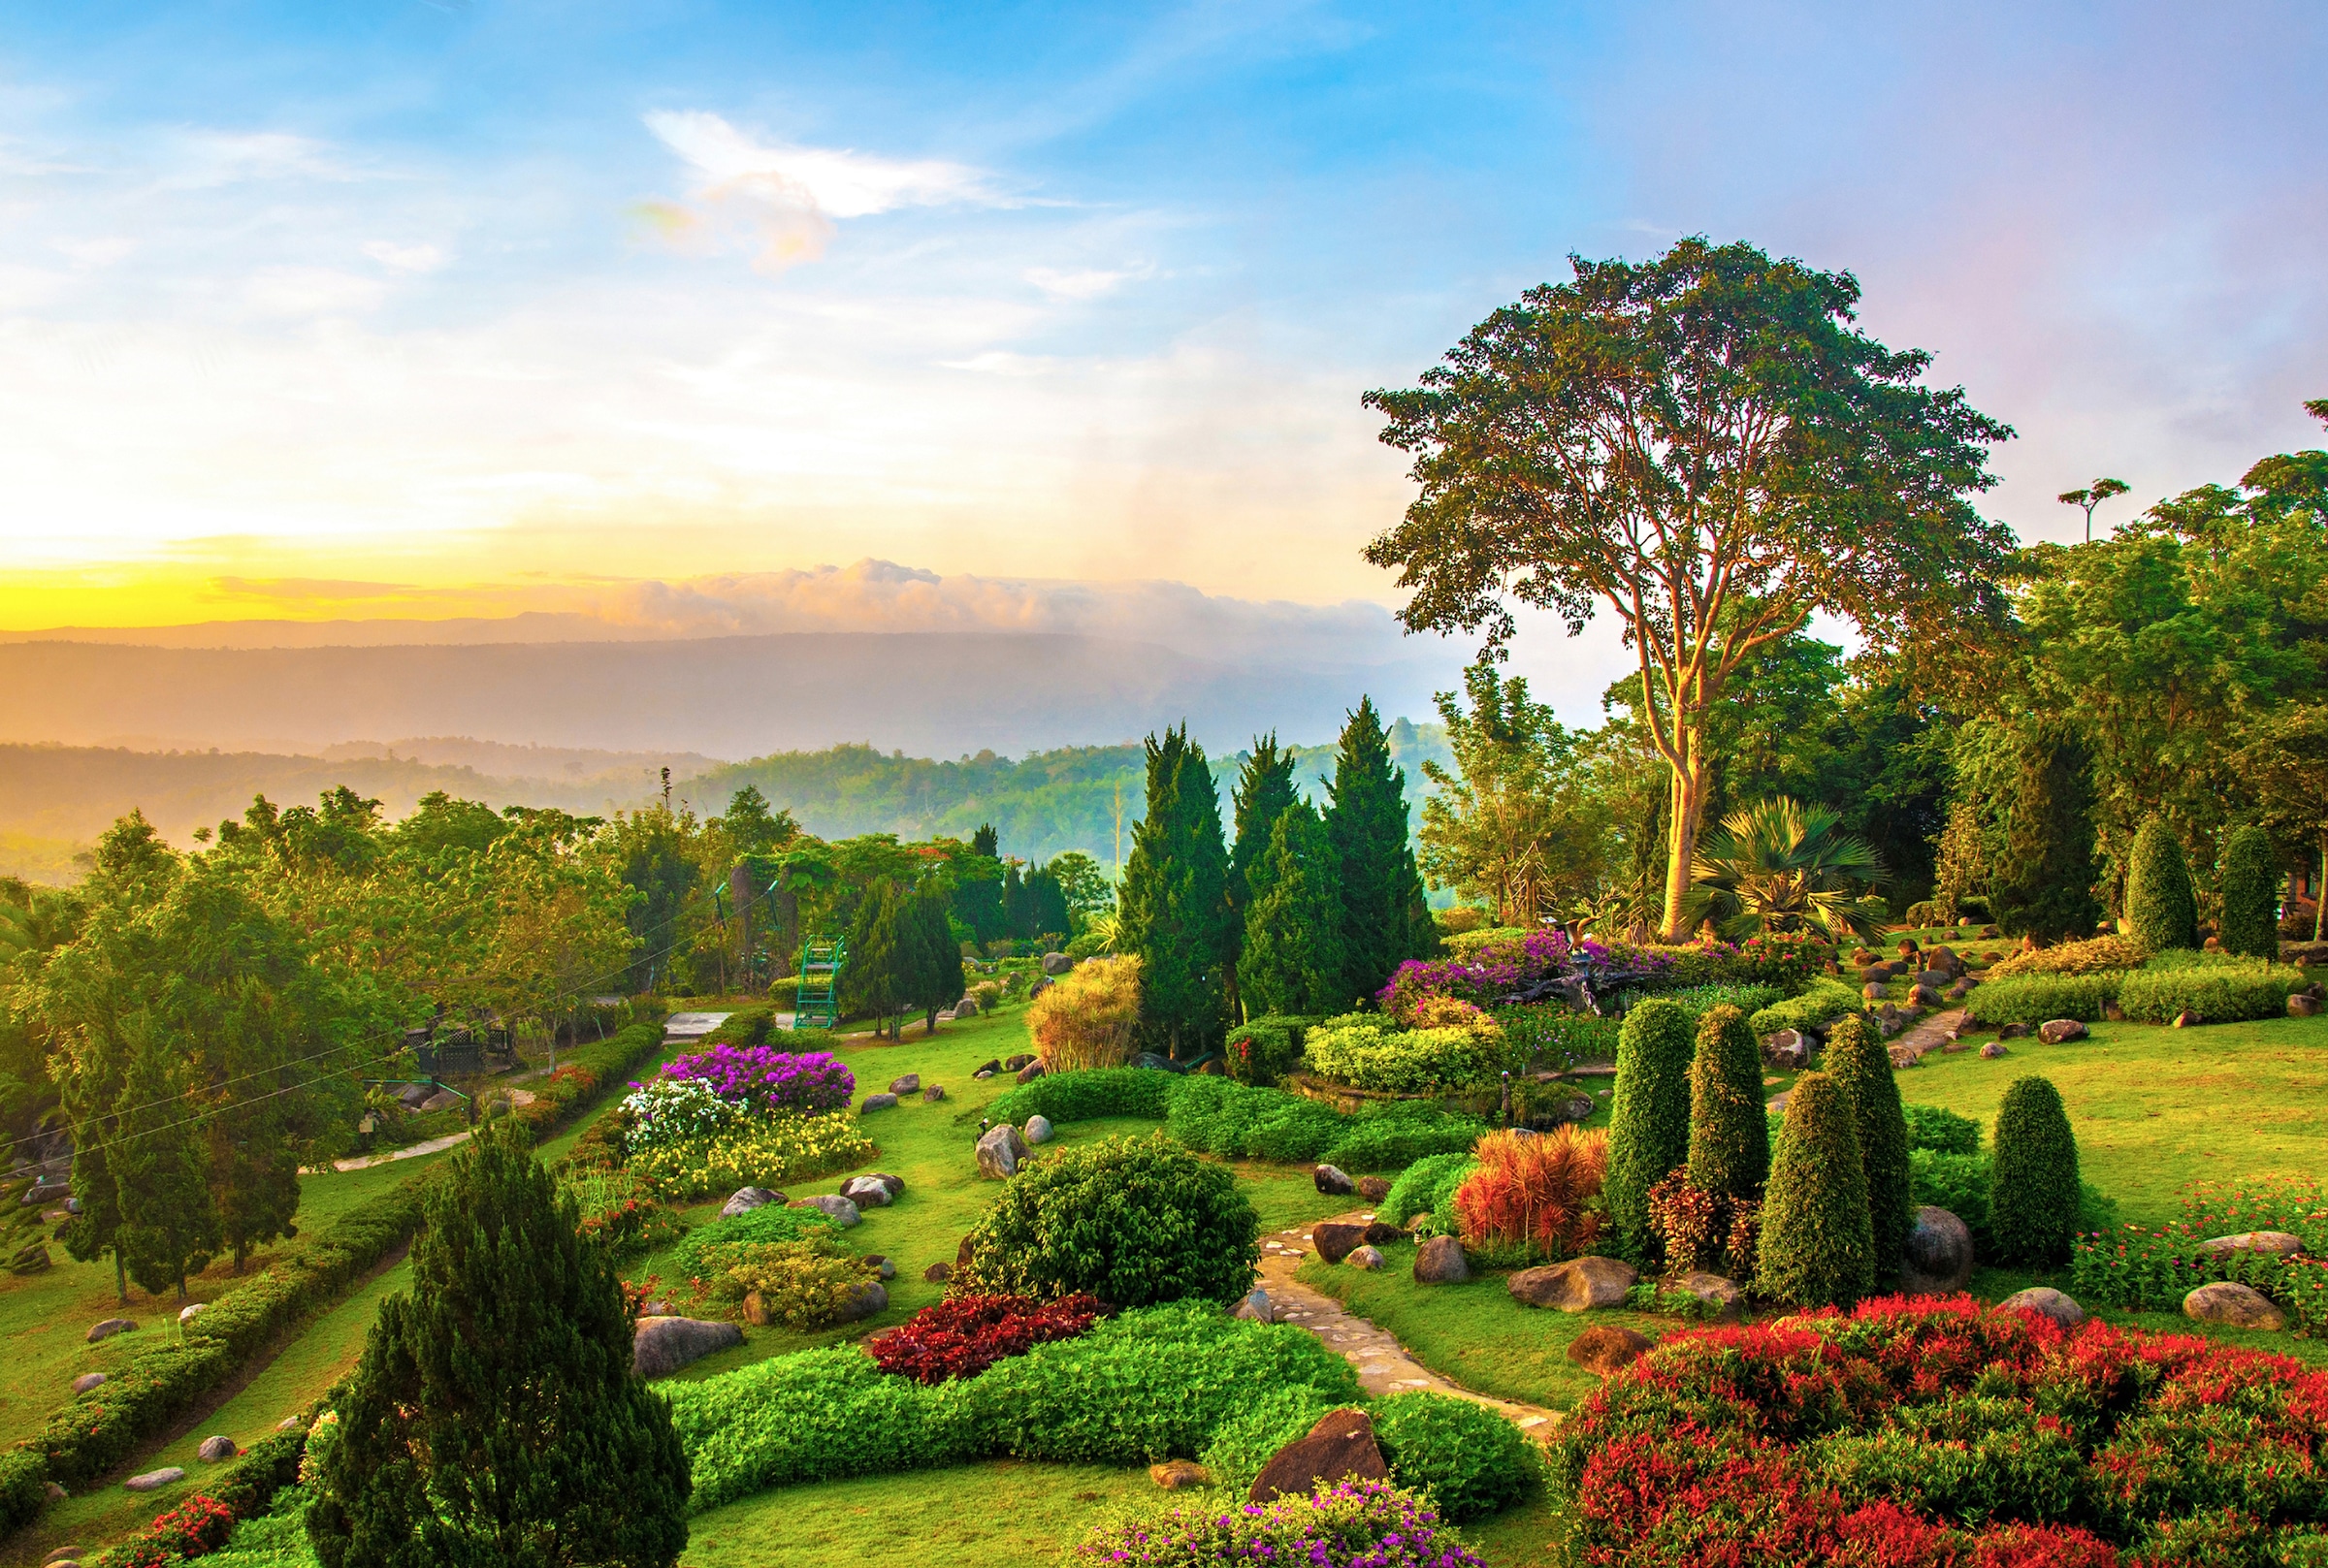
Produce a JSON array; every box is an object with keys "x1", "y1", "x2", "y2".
[
  {"x1": 113, "y1": 1492, "x2": 237, "y2": 1567},
  {"x1": 868, "y1": 1294, "x2": 1102, "y2": 1384},
  {"x1": 1549, "y1": 1295, "x2": 2328, "y2": 1566}
]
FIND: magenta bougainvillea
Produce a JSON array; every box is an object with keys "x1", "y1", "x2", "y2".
[{"x1": 659, "y1": 1043, "x2": 854, "y2": 1115}]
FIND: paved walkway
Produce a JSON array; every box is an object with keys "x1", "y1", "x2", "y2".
[
  {"x1": 1891, "y1": 1006, "x2": 1969, "y2": 1063},
  {"x1": 1256, "y1": 1210, "x2": 1561, "y2": 1437},
  {"x1": 334, "y1": 1130, "x2": 472, "y2": 1171}
]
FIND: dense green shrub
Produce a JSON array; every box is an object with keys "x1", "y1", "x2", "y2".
[
  {"x1": 1302, "y1": 1016, "x2": 1522, "y2": 1094},
  {"x1": 1754, "y1": 1072, "x2": 1875, "y2": 1308},
  {"x1": 1604, "y1": 999, "x2": 1697, "y2": 1258},
  {"x1": 1988, "y1": 1076, "x2": 2080, "y2": 1266},
  {"x1": 1909, "y1": 1148, "x2": 1993, "y2": 1245},
  {"x1": 1372, "y1": 1392, "x2": 1541, "y2": 1521},
  {"x1": 2217, "y1": 824, "x2": 2280, "y2": 961},
  {"x1": 1824, "y1": 1014, "x2": 1912, "y2": 1280},
  {"x1": 2117, "y1": 951, "x2": 2309, "y2": 1022},
  {"x1": 1196, "y1": 1385, "x2": 1342, "y2": 1494},
  {"x1": 2125, "y1": 816, "x2": 2199, "y2": 952},
  {"x1": 1616, "y1": 983, "x2": 1788, "y2": 1020},
  {"x1": 1902, "y1": 1104, "x2": 1981, "y2": 1157},
  {"x1": 988, "y1": 1066, "x2": 1180, "y2": 1124},
  {"x1": 1224, "y1": 1014, "x2": 1313, "y2": 1086},
  {"x1": 1684, "y1": 1005, "x2": 1767, "y2": 1203},
  {"x1": 1166, "y1": 1076, "x2": 1484, "y2": 1172},
  {"x1": 1491, "y1": 1005, "x2": 1623, "y2": 1069},
  {"x1": 668, "y1": 1203, "x2": 838, "y2": 1281},
  {"x1": 1379, "y1": 1151, "x2": 1477, "y2": 1232},
  {"x1": 1962, "y1": 972, "x2": 2122, "y2": 1027},
  {"x1": 1990, "y1": 733, "x2": 2102, "y2": 944},
  {"x1": 703, "y1": 1007, "x2": 777, "y2": 1046},
  {"x1": 1747, "y1": 979, "x2": 1864, "y2": 1040},
  {"x1": 956, "y1": 1134, "x2": 1259, "y2": 1308}
]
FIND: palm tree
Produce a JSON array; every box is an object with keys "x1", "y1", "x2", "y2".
[{"x1": 1681, "y1": 797, "x2": 1889, "y2": 943}]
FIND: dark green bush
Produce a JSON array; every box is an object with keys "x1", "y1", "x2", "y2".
[
  {"x1": 1962, "y1": 973, "x2": 2122, "y2": 1027},
  {"x1": 2125, "y1": 816, "x2": 2199, "y2": 953},
  {"x1": 957, "y1": 1134, "x2": 1259, "y2": 1308},
  {"x1": 1379, "y1": 1151, "x2": 1476, "y2": 1227},
  {"x1": 1196, "y1": 1387, "x2": 1340, "y2": 1494},
  {"x1": 2217, "y1": 824, "x2": 2280, "y2": 961},
  {"x1": 1747, "y1": 980, "x2": 1864, "y2": 1040},
  {"x1": 1902, "y1": 1104, "x2": 1982, "y2": 1157},
  {"x1": 1165, "y1": 1076, "x2": 1482, "y2": 1173},
  {"x1": 1372, "y1": 1392, "x2": 1540, "y2": 1521},
  {"x1": 704, "y1": 1007, "x2": 777, "y2": 1046},
  {"x1": 988, "y1": 1067, "x2": 1180, "y2": 1125},
  {"x1": 1605, "y1": 998, "x2": 1697, "y2": 1258},
  {"x1": 2117, "y1": 952, "x2": 2308, "y2": 1023},
  {"x1": 1989, "y1": 1075, "x2": 2080, "y2": 1266},
  {"x1": 1824, "y1": 1013, "x2": 1912, "y2": 1280},
  {"x1": 1685, "y1": 1005, "x2": 1768, "y2": 1203},
  {"x1": 1909, "y1": 1149, "x2": 1992, "y2": 1247},
  {"x1": 1225, "y1": 1015, "x2": 1313, "y2": 1086},
  {"x1": 1754, "y1": 1072, "x2": 1875, "y2": 1308}
]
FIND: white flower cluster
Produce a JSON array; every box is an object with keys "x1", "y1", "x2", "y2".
[{"x1": 622, "y1": 1076, "x2": 743, "y2": 1153}]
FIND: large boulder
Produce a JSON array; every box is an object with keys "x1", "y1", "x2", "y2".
[
  {"x1": 1312, "y1": 1164, "x2": 1356, "y2": 1197},
  {"x1": 858, "y1": 1093, "x2": 900, "y2": 1113},
  {"x1": 791, "y1": 1194, "x2": 861, "y2": 1227},
  {"x1": 1356, "y1": 1176, "x2": 1392, "y2": 1202},
  {"x1": 1234, "y1": 1288, "x2": 1275, "y2": 1323},
  {"x1": 976, "y1": 1122, "x2": 1029, "y2": 1180},
  {"x1": 86, "y1": 1318, "x2": 137, "y2": 1344},
  {"x1": 1900, "y1": 1205, "x2": 1976, "y2": 1295},
  {"x1": 922, "y1": 1084, "x2": 947, "y2": 1103},
  {"x1": 833, "y1": 1281, "x2": 889, "y2": 1323},
  {"x1": 1915, "y1": 969, "x2": 1955, "y2": 991},
  {"x1": 1015, "y1": 1060, "x2": 1047, "y2": 1085},
  {"x1": 1003, "y1": 1054, "x2": 1035, "y2": 1072},
  {"x1": 1997, "y1": 1021, "x2": 2032, "y2": 1040},
  {"x1": 2197, "y1": 1231, "x2": 2306, "y2": 1259},
  {"x1": 2288, "y1": 993, "x2": 2320, "y2": 1017},
  {"x1": 1041, "y1": 952, "x2": 1077, "y2": 976},
  {"x1": 72, "y1": 1372, "x2": 105, "y2": 1394},
  {"x1": 1346, "y1": 1245, "x2": 1385, "y2": 1270},
  {"x1": 1311, "y1": 1221, "x2": 1371, "y2": 1264},
  {"x1": 1568, "y1": 1324, "x2": 1655, "y2": 1376},
  {"x1": 178, "y1": 1302, "x2": 208, "y2": 1327},
  {"x1": 973, "y1": 1058, "x2": 1001, "y2": 1078},
  {"x1": 196, "y1": 1435, "x2": 237, "y2": 1462},
  {"x1": 888, "y1": 1073, "x2": 922, "y2": 1096},
  {"x1": 1980, "y1": 1041, "x2": 2011, "y2": 1059},
  {"x1": 1669, "y1": 1270, "x2": 1742, "y2": 1323},
  {"x1": 1763, "y1": 1029, "x2": 1813, "y2": 1070},
  {"x1": 840, "y1": 1175, "x2": 895, "y2": 1207},
  {"x1": 1023, "y1": 1114, "x2": 1054, "y2": 1145},
  {"x1": 123, "y1": 1467, "x2": 185, "y2": 1493},
  {"x1": 1412, "y1": 1235, "x2": 1470, "y2": 1284},
  {"x1": 1248, "y1": 1408, "x2": 1389, "y2": 1504},
  {"x1": 1997, "y1": 1287, "x2": 2086, "y2": 1328},
  {"x1": 633, "y1": 1316, "x2": 745, "y2": 1378},
  {"x1": 720, "y1": 1186, "x2": 784, "y2": 1218},
  {"x1": 2182, "y1": 1281, "x2": 2286, "y2": 1330},
  {"x1": 2038, "y1": 1019, "x2": 2089, "y2": 1044},
  {"x1": 1149, "y1": 1458, "x2": 1209, "y2": 1489},
  {"x1": 954, "y1": 996, "x2": 981, "y2": 1019},
  {"x1": 1508, "y1": 1255, "x2": 1636, "y2": 1312}
]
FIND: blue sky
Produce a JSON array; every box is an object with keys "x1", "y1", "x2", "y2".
[{"x1": 2, "y1": 1, "x2": 2323, "y2": 719}]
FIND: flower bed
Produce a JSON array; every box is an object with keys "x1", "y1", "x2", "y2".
[
  {"x1": 1549, "y1": 1295, "x2": 2328, "y2": 1565},
  {"x1": 1069, "y1": 1478, "x2": 1486, "y2": 1567},
  {"x1": 868, "y1": 1294, "x2": 1103, "y2": 1384},
  {"x1": 658, "y1": 1042, "x2": 855, "y2": 1116},
  {"x1": 2072, "y1": 1178, "x2": 2328, "y2": 1335},
  {"x1": 626, "y1": 1114, "x2": 877, "y2": 1200}
]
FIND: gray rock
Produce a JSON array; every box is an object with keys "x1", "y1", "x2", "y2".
[
  {"x1": 632, "y1": 1316, "x2": 745, "y2": 1378},
  {"x1": 954, "y1": 996, "x2": 981, "y2": 1018},
  {"x1": 1901, "y1": 1205, "x2": 1976, "y2": 1295},
  {"x1": 71, "y1": 1372, "x2": 105, "y2": 1394},
  {"x1": 277, "y1": 1417, "x2": 301, "y2": 1430},
  {"x1": 418, "y1": 1090, "x2": 463, "y2": 1113},
  {"x1": 922, "y1": 1262, "x2": 953, "y2": 1284},
  {"x1": 2038, "y1": 1018, "x2": 2089, "y2": 1044},
  {"x1": 1312, "y1": 1164, "x2": 1356, "y2": 1196},
  {"x1": 1023, "y1": 1114, "x2": 1054, "y2": 1145},
  {"x1": 1861, "y1": 982, "x2": 1888, "y2": 1001},
  {"x1": 1670, "y1": 1269, "x2": 1742, "y2": 1322},
  {"x1": 855, "y1": 1171, "x2": 906, "y2": 1199},
  {"x1": 2182, "y1": 1280, "x2": 2285, "y2": 1329},
  {"x1": 922, "y1": 1084, "x2": 947, "y2": 1103},
  {"x1": 1916, "y1": 969, "x2": 1954, "y2": 991},
  {"x1": 1947, "y1": 979, "x2": 1975, "y2": 1002},
  {"x1": 396, "y1": 1083, "x2": 434, "y2": 1108},
  {"x1": 840, "y1": 1175, "x2": 895, "y2": 1207},
  {"x1": 1027, "y1": 976, "x2": 1053, "y2": 1001},
  {"x1": 123, "y1": 1467, "x2": 185, "y2": 1492},
  {"x1": 864, "y1": 1254, "x2": 897, "y2": 1280},
  {"x1": 2197, "y1": 1231, "x2": 2306, "y2": 1259},
  {"x1": 791, "y1": 1194, "x2": 861, "y2": 1227},
  {"x1": 972, "y1": 1068, "x2": 996, "y2": 1079},
  {"x1": 888, "y1": 1073, "x2": 921, "y2": 1096},
  {"x1": 1887, "y1": 1044, "x2": 1922, "y2": 1070},
  {"x1": 833, "y1": 1281, "x2": 889, "y2": 1323},
  {"x1": 1346, "y1": 1245, "x2": 1384, "y2": 1270},
  {"x1": 976, "y1": 1121, "x2": 1029, "y2": 1179},
  {"x1": 1997, "y1": 1021, "x2": 2031, "y2": 1040},
  {"x1": 86, "y1": 1318, "x2": 137, "y2": 1344},
  {"x1": 1132, "y1": 1051, "x2": 1185, "y2": 1072},
  {"x1": 973, "y1": 1059, "x2": 1001, "y2": 1077},
  {"x1": 1413, "y1": 1234, "x2": 1470, "y2": 1284},
  {"x1": 720, "y1": 1186, "x2": 784, "y2": 1218},
  {"x1": 1980, "y1": 1041, "x2": 2010, "y2": 1059},
  {"x1": 2288, "y1": 993, "x2": 2319, "y2": 1017},
  {"x1": 1041, "y1": 951, "x2": 1076, "y2": 976},
  {"x1": 859, "y1": 1093, "x2": 900, "y2": 1112},
  {"x1": 1998, "y1": 1286, "x2": 2086, "y2": 1328},
  {"x1": 196, "y1": 1435, "x2": 237, "y2": 1462},
  {"x1": 1763, "y1": 1029, "x2": 1812, "y2": 1069},
  {"x1": 1234, "y1": 1287, "x2": 1275, "y2": 1323},
  {"x1": 178, "y1": 1301, "x2": 208, "y2": 1326},
  {"x1": 1508, "y1": 1255, "x2": 1636, "y2": 1311},
  {"x1": 1015, "y1": 1060, "x2": 1046, "y2": 1085},
  {"x1": 1004, "y1": 1053, "x2": 1035, "y2": 1072}
]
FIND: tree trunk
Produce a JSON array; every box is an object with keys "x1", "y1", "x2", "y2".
[
  {"x1": 1658, "y1": 736, "x2": 1710, "y2": 942},
  {"x1": 2316, "y1": 838, "x2": 2325, "y2": 944}
]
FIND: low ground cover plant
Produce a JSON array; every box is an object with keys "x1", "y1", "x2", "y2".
[
  {"x1": 1371, "y1": 1392, "x2": 1543, "y2": 1522},
  {"x1": 1069, "y1": 1478, "x2": 1485, "y2": 1568},
  {"x1": 561, "y1": 1165, "x2": 685, "y2": 1259},
  {"x1": 867, "y1": 1294, "x2": 1103, "y2": 1384},
  {"x1": 1549, "y1": 1295, "x2": 2328, "y2": 1565},
  {"x1": 2072, "y1": 1178, "x2": 2328, "y2": 1334},
  {"x1": 668, "y1": 1202, "x2": 838, "y2": 1278}
]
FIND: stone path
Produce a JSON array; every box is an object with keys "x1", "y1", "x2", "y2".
[
  {"x1": 1255, "y1": 1211, "x2": 1561, "y2": 1437},
  {"x1": 1891, "y1": 1007, "x2": 1969, "y2": 1063},
  {"x1": 333, "y1": 1130, "x2": 472, "y2": 1171},
  {"x1": 662, "y1": 1011, "x2": 732, "y2": 1040}
]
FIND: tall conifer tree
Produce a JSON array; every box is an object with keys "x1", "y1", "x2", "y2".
[
  {"x1": 1117, "y1": 725, "x2": 1232, "y2": 1058},
  {"x1": 1227, "y1": 735, "x2": 1302, "y2": 1022},
  {"x1": 1991, "y1": 733, "x2": 2101, "y2": 944},
  {"x1": 1238, "y1": 804, "x2": 1346, "y2": 1017},
  {"x1": 1326, "y1": 698, "x2": 1434, "y2": 1005},
  {"x1": 907, "y1": 883, "x2": 967, "y2": 1033},
  {"x1": 112, "y1": 1025, "x2": 220, "y2": 1298},
  {"x1": 844, "y1": 880, "x2": 905, "y2": 1038}
]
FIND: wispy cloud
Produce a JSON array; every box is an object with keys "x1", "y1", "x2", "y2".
[
  {"x1": 1024, "y1": 263, "x2": 1153, "y2": 301},
  {"x1": 159, "y1": 130, "x2": 364, "y2": 189},
  {"x1": 362, "y1": 240, "x2": 447, "y2": 273}
]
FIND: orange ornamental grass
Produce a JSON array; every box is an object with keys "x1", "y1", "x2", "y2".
[
  {"x1": 1028, "y1": 955, "x2": 1144, "y2": 1072},
  {"x1": 1455, "y1": 1125, "x2": 1610, "y2": 1257}
]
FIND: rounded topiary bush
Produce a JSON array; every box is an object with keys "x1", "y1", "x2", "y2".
[
  {"x1": 2217, "y1": 822, "x2": 2280, "y2": 961},
  {"x1": 1988, "y1": 1074, "x2": 2080, "y2": 1266},
  {"x1": 1754, "y1": 1071, "x2": 1875, "y2": 1308},
  {"x1": 1606, "y1": 998, "x2": 1697, "y2": 1258},
  {"x1": 2125, "y1": 816, "x2": 2199, "y2": 953},
  {"x1": 1822, "y1": 1012, "x2": 1912, "y2": 1281},
  {"x1": 955, "y1": 1133, "x2": 1259, "y2": 1308},
  {"x1": 1684, "y1": 1004, "x2": 1767, "y2": 1203},
  {"x1": 1372, "y1": 1392, "x2": 1542, "y2": 1522}
]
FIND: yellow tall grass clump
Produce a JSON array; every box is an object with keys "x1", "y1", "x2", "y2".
[
  {"x1": 1454, "y1": 1125, "x2": 1610, "y2": 1258},
  {"x1": 1028, "y1": 955, "x2": 1144, "y2": 1072}
]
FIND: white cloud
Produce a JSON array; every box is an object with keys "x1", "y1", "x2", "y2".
[
  {"x1": 0, "y1": 265, "x2": 71, "y2": 311},
  {"x1": 938, "y1": 350, "x2": 1060, "y2": 375},
  {"x1": 51, "y1": 237, "x2": 135, "y2": 267},
  {"x1": 644, "y1": 110, "x2": 996, "y2": 217},
  {"x1": 362, "y1": 240, "x2": 447, "y2": 272},
  {"x1": 160, "y1": 130, "x2": 360, "y2": 189},
  {"x1": 241, "y1": 266, "x2": 387, "y2": 316},
  {"x1": 1024, "y1": 264, "x2": 1152, "y2": 301}
]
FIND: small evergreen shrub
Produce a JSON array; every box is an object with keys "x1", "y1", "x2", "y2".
[
  {"x1": 1754, "y1": 1072, "x2": 1876, "y2": 1308},
  {"x1": 2124, "y1": 816, "x2": 2199, "y2": 952},
  {"x1": 1909, "y1": 1148, "x2": 1992, "y2": 1246},
  {"x1": 1823, "y1": 1013, "x2": 1912, "y2": 1281},
  {"x1": 1372, "y1": 1392, "x2": 1542, "y2": 1521},
  {"x1": 2116, "y1": 951, "x2": 2309, "y2": 1023},
  {"x1": 702, "y1": 1007, "x2": 776, "y2": 1047},
  {"x1": 1961, "y1": 973, "x2": 2122, "y2": 1027},
  {"x1": 987, "y1": 1066, "x2": 1179, "y2": 1125},
  {"x1": 1604, "y1": 998, "x2": 1697, "y2": 1258},
  {"x1": 1224, "y1": 1014, "x2": 1313, "y2": 1086},
  {"x1": 1302, "y1": 1015, "x2": 1521, "y2": 1094},
  {"x1": 1988, "y1": 1075, "x2": 2080, "y2": 1266},
  {"x1": 2216, "y1": 824, "x2": 2280, "y2": 960},
  {"x1": 1379, "y1": 1151, "x2": 1477, "y2": 1230},
  {"x1": 955, "y1": 1134, "x2": 1259, "y2": 1308},
  {"x1": 1746, "y1": 978, "x2": 1863, "y2": 1040},
  {"x1": 1684, "y1": 1005, "x2": 1768, "y2": 1202},
  {"x1": 1165, "y1": 1076, "x2": 1484, "y2": 1172},
  {"x1": 1902, "y1": 1104, "x2": 1981, "y2": 1157}
]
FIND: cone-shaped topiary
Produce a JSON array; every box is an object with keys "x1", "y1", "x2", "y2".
[
  {"x1": 1754, "y1": 1072, "x2": 1875, "y2": 1308},
  {"x1": 1684, "y1": 1004, "x2": 1768, "y2": 1203},
  {"x1": 1821, "y1": 1012, "x2": 1913, "y2": 1281},
  {"x1": 307, "y1": 1117, "x2": 690, "y2": 1568},
  {"x1": 1988, "y1": 1074, "x2": 2081, "y2": 1266},
  {"x1": 1605, "y1": 998, "x2": 1698, "y2": 1260},
  {"x1": 2125, "y1": 816, "x2": 2199, "y2": 953},
  {"x1": 2217, "y1": 823, "x2": 2279, "y2": 961}
]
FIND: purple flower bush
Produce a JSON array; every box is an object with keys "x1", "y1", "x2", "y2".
[
  {"x1": 660, "y1": 1042, "x2": 855, "y2": 1116},
  {"x1": 1377, "y1": 930, "x2": 1676, "y2": 1023},
  {"x1": 1071, "y1": 1478, "x2": 1486, "y2": 1567}
]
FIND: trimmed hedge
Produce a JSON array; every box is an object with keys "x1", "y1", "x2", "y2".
[
  {"x1": 1224, "y1": 1015, "x2": 1315, "y2": 1087},
  {"x1": 1824, "y1": 1013, "x2": 1912, "y2": 1280},
  {"x1": 1962, "y1": 972, "x2": 2121, "y2": 1027},
  {"x1": 1746, "y1": 979, "x2": 1864, "y2": 1040},
  {"x1": 1683, "y1": 1005, "x2": 1767, "y2": 1203},
  {"x1": 987, "y1": 1067, "x2": 1178, "y2": 1125},
  {"x1": 1988, "y1": 1075, "x2": 2080, "y2": 1266},
  {"x1": 2117, "y1": 952, "x2": 2309, "y2": 1023},
  {"x1": 2218, "y1": 824, "x2": 2279, "y2": 961},
  {"x1": 1754, "y1": 1071, "x2": 1875, "y2": 1308},
  {"x1": 2125, "y1": 816, "x2": 2198, "y2": 953},
  {"x1": 1604, "y1": 999, "x2": 1697, "y2": 1259}
]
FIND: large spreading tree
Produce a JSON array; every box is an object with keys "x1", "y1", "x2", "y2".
[{"x1": 1364, "y1": 237, "x2": 2014, "y2": 940}]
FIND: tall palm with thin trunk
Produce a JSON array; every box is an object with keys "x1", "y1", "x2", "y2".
[{"x1": 1682, "y1": 796, "x2": 1888, "y2": 943}]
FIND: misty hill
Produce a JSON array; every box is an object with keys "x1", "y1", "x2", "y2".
[{"x1": 0, "y1": 632, "x2": 1446, "y2": 758}]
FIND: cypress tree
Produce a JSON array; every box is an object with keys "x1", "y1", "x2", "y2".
[
  {"x1": 1024, "y1": 865, "x2": 1073, "y2": 944},
  {"x1": 1238, "y1": 804, "x2": 1346, "y2": 1018},
  {"x1": 1605, "y1": 998, "x2": 1697, "y2": 1259},
  {"x1": 2124, "y1": 816, "x2": 2199, "y2": 952},
  {"x1": 307, "y1": 1119, "x2": 690, "y2": 1568},
  {"x1": 972, "y1": 823, "x2": 998, "y2": 858},
  {"x1": 1230, "y1": 735, "x2": 1302, "y2": 912},
  {"x1": 1116, "y1": 725, "x2": 1233, "y2": 1058},
  {"x1": 1990, "y1": 733, "x2": 2101, "y2": 944},
  {"x1": 1989, "y1": 1074, "x2": 2081, "y2": 1266},
  {"x1": 1822, "y1": 1012, "x2": 1913, "y2": 1281},
  {"x1": 113, "y1": 1025, "x2": 221, "y2": 1298},
  {"x1": 1002, "y1": 862, "x2": 1031, "y2": 940},
  {"x1": 844, "y1": 880, "x2": 904, "y2": 1038},
  {"x1": 1755, "y1": 1071, "x2": 1876, "y2": 1308},
  {"x1": 1684, "y1": 1004, "x2": 1768, "y2": 1203},
  {"x1": 1326, "y1": 697, "x2": 1431, "y2": 1004},
  {"x1": 2217, "y1": 823, "x2": 2278, "y2": 960},
  {"x1": 907, "y1": 883, "x2": 967, "y2": 1034}
]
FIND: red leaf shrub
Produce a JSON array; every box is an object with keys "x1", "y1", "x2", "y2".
[
  {"x1": 867, "y1": 1293, "x2": 1102, "y2": 1384},
  {"x1": 1549, "y1": 1295, "x2": 2328, "y2": 1566},
  {"x1": 1453, "y1": 1125, "x2": 1608, "y2": 1258}
]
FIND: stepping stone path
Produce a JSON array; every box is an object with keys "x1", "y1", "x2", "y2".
[
  {"x1": 1255, "y1": 1213, "x2": 1560, "y2": 1437},
  {"x1": 1885, "y1": 1008, "x2": 1968, "y2": 1066}
]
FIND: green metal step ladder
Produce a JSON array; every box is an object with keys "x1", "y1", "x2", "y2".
[{"x1": 792, "y1": 936, "x2": 844, "y2": 1030}]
